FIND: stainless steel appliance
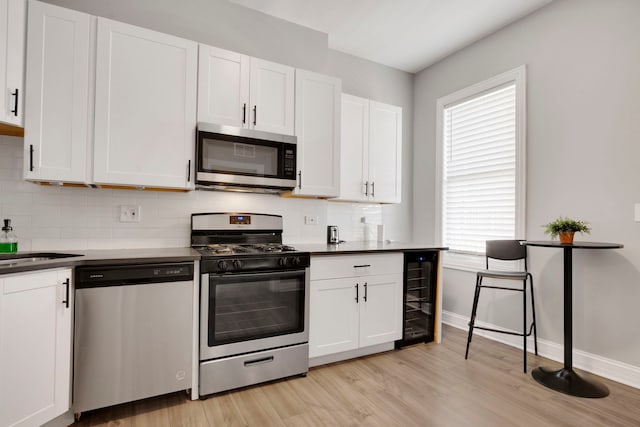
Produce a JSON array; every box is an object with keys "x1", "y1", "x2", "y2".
[
  {"x1": 192, "y1": 213, "x2": 310, "y2": 396},
  {"x1": 73, "y1": 263, "x2": 194, "y2": 417},
  {"x1": 196, "y1": 122, "x2": 297, "y2": 193},
  {"x1": 327, "y1": 225, "x2": 339, "y2": 244}
]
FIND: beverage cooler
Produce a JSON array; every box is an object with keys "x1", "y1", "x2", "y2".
[{"x1": 395, "y1": 251, "x2": 439, "y2": 348}]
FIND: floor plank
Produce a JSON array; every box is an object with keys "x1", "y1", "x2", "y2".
[{"x1": 74, "y1": 325, "x2": 640, "y2": 426}]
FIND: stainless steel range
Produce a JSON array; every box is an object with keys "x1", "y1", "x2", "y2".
[{"x1": 192, "y1": 213, "x2": 310, "y2": 396}]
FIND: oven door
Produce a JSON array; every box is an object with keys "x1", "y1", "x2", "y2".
[{"x1": 200, "y1": 268, "x2": 309, "y2": 360}]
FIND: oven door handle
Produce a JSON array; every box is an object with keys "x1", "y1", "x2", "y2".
[{"x1": 208, "y1": 269, "x2": 306, "y2": 283}]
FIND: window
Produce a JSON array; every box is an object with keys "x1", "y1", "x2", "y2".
[{"x1": 436, "y1": 66, "x2": 526, "y2": 270}]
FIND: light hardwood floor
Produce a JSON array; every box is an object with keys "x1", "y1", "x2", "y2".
[{"x1": 74, "y1": 325, "x2": 640, "y2": 426}]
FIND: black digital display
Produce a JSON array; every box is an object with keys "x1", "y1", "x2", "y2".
[{"x1": 230, "y1": 215, "x2": 251, "y2": 225}]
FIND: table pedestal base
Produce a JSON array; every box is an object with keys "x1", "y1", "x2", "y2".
[{"x1": 532, "y1": 367, "x2": 609, "y2": 398}]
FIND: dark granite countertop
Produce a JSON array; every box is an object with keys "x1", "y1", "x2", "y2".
[
  {"x1": 0, "y1": 247, "x2": 201, "y2": 275},
  {"x1": 0, "y1": 243, "x2": 448, "y2": 275},
  {"x1": 293, "y1": 241, "x2": 448, "y2": 255}
]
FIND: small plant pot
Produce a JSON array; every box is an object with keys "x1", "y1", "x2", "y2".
[{"x1": 559, "y1": 231, "x2": 575, "y2": 244}]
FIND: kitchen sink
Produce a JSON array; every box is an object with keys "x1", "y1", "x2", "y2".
[{"x1": 0, "y1": 252, "x2": 82, "y2": 267}]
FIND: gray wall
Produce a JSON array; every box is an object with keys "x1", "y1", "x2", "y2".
[
  {"x1": 42, "y1": 0, "x2": 328, "y2": 71},
  {"x1": 40, "y1": 0, "x2": 415, "y2": 243},
  {"x1": 413, "y1": 0, "x2": 640, "y2": 366}
]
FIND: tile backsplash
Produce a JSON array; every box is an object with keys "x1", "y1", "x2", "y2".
[{"x1": 1, "y1": 136, "x2": 391, "y2": 250}]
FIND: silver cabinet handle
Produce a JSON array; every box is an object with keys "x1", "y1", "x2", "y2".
[
  {"x1": 253, "y1": 105, "x2": 257, "y2": 125},
  {"x1": 355, "y1": 283, "x2": 359, "y2": 303},
  {"x1": 363, "y1": 282, "x2": 367, "y2": 302},
  {"x1": 298, "y1": 171, "x2": 302, "y2": 189},
  {"x1": 371, "y1": 181, "x2": 375, "y2": 197},
  {"x1": 353, "y1": 264, "x2": 371, "y2": 268},
  {"x1": 364, "y1": 181, "x2": 369, "y2": 196}
]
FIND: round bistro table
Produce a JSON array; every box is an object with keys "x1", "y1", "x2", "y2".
[{"x1": 521, "y1": 241, "x2": 623, "y2": 398}]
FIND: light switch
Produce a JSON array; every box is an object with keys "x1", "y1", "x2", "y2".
[{"x1": 635, "y1": 203, "x2": 640, "y2": 222}]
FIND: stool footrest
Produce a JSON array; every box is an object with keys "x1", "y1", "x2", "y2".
[{"x1": 471, "y1": 324, "x2": 535, "y2": 338}]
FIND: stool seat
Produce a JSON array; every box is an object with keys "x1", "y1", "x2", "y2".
[
  {"x1": 477, "y1": 270, "x2": 530, "y2": 280},
  {"x1": 465, "y1": 240, "x2": 538, "y2": 373}
]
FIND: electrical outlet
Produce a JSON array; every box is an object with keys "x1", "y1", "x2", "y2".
[
  {"x1": 304, "y1": 215, "x2": 318, "y2": 225},
  {"x1": 119, "y1": 205, "x2": 141, "y2": 223}
]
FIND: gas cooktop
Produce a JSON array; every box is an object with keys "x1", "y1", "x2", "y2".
[
  {"x1": 196, "y1": 243, "x2": 299, "y2": 256},
  {"x1": 191, "y1": 213, "x2": 309, "y2": 273}
]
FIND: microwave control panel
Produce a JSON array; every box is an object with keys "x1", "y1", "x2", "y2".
[{"x1": 284, "y1": 148, "x2": 295, "y2": 178}]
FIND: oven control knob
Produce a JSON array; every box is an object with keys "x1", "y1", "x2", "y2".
[
  {"x1": 233, "y1": 259, "x2": 242, "y2": 270},
  {"x1": 278, "y1": 257, "x2": 289, "y2": 267},
  {"x1": 291, "y1": 256, "x2": 302, "y2": 266},
  {"x1": 217, "y1": 260, "x2": 229, "y2": 271}
]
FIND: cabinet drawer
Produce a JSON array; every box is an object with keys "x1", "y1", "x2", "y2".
[{"x1": 310, "y1": 253, "x2": 402, "y2": 280}]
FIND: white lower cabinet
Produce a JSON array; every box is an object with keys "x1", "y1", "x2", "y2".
[
  {"x1": 309, "y1": 253, "x2": 402, "y2": 359},
  {"x1": 0, "y1": 268, "x2": 73, "y2": 427}
]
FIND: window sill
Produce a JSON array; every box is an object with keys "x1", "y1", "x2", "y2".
[{"x1": 442, "y1": 251, "x2": 485, "y2": 272}]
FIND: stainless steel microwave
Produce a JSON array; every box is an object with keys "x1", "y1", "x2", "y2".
[{"x1": 195, "y1": 123, "x2": 297, "y2": 193}]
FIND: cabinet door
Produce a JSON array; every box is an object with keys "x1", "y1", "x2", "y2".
[
  {"x1": 359, "y1": 273, "x2": 403, "y2": 348},
  {"x1": 309, "y1": 278, "x2": 359, "y2": 358},
  {"x1": 93, "y1": 18, "x2": 197, "y2": 189},
  {"x1": 0, "y1": 269, "x2": 72, "y2": 427},
  {"x1": 249, "y1": 57, "x2": 294, "y2": 135},
  {"x1": 197, "y1": 44, "x2": 250, "y2": 128},
  {"x1": 294, "y1": 69, "x2": 341, "y2": 197},
  {"x1": 334, "y1": 93, "x2": 368, "y2": 202},
  {"x1": 0, "y1": 0, "x2": 25, "y2": 128},
  {"x1": 368, "y1": 101, "x2": 402, "y2": 203},
  {"x1": 24, "y1": 0, "x2": 91, "y2": 183}
]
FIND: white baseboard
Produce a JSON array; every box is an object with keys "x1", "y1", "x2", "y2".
[{"x1": 443, "y1": 310, "x2": 640, "y2": 390}]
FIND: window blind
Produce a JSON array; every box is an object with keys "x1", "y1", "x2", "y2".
[{"x1": 442, "y1": 83, "x2": 516, "y2": 254}]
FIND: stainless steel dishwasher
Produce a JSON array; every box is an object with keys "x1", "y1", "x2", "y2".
[{"x1": 73, "y1": 262, "x2": 194, "y2": 418}]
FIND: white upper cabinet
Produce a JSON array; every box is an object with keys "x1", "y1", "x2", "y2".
[
  {"x1": 197, "y1": 45, "x2": 295, "y2": 135},
  {"x1": 23, "y1": 0, "x2": 91, "y2": 183},
  {"x1": 93, "y1": 18, "x2": 197, "y2": 189},
  {"x1": 197, "y1": 45, "x2": 249, "y2": 128},
  {"x1": 368, "y1": 101, "x2": 402, "y2": 203},
  {"x1": 293, "y1": 69, "x2": 341, "y2": 197},
  {"x1": 337, "y1": 94, "x2": 369, "y2": 201},
  {"x1": 0, "y1": 0, "x2": 25, "y2": 129},
  {"x1": 249, "y1": 58, "x2": 294, "y2": 135},
  {"x1": 0, "y1": 269, "x2": 73, "y2": 427},
  {"x1": 335, "y1": 94, "x2": 402, "y2": 204}
]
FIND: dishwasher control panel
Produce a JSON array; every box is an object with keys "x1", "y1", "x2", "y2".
[{"x1": 75, "y1": 262, "x2": 194, "y2": 288}]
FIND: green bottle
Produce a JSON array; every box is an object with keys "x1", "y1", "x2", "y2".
[{"x1": 0, "y1": 219, "x2": 18, "y2": 253}]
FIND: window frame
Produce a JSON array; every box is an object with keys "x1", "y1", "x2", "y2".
[{"x1": 435, "y1": 65, "x2": 527, "y2": 271}]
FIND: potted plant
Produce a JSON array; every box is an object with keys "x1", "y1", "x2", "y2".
[{"x1": 543, "y1": 217, "x2": 591, "y2": 244}]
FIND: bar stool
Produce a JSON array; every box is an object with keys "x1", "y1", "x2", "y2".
[{"x1": 464, "y1": 240, "x2": 538, "y2": 372}]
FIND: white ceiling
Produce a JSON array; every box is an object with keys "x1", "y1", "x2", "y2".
[{"x1": 228, "y1": 0, "x2": 554, "y2": 73}]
